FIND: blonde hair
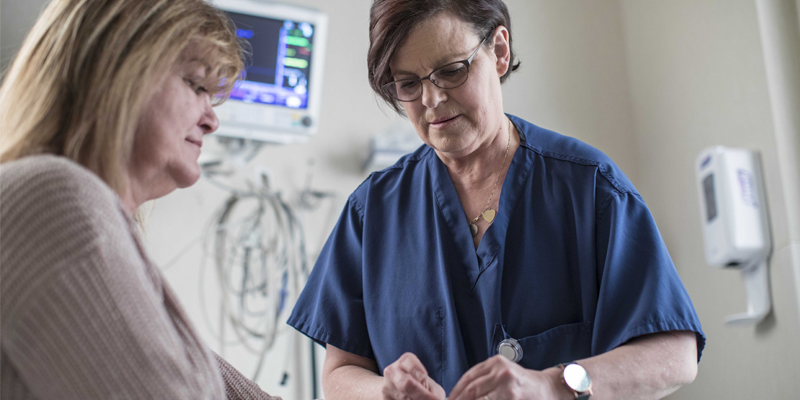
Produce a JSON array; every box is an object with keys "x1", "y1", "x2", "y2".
[{"x1": 0, "y1": 0, "x2": 244, "y2": 196}]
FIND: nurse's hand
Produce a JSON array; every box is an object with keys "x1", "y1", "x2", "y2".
[
  {"x1": 448, "y1": 355, "x2": 570, "y2": 400},
  {"x1": 382, "y1": 352, "x2": 446, "y2": 400}
]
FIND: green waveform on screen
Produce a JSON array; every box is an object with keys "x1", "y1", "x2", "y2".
[
  {"x1": 285, "y1": 36, "x2": 309, "y2": 47},
  {"x1": 284, "y1": 57, "x2": 309, "y2": 69}
]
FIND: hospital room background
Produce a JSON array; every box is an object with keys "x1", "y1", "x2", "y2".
[{"x1": 1, "y1": 0, "x2": 799, "y2": 398}]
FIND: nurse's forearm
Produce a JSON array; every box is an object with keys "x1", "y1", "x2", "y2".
[
  {"x1": 543, "y1": 330, "x2": 698, "y2": 400},
  {"x1": 322, "y1": 365, "x2": 384, "y2": 400},
  {"x1": 322, "y1": 344, "x2": 386, "y2": 400}
]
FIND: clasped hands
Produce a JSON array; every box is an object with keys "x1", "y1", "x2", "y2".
[{"x1": 381, "y1": 352, "x2": 572, "y2": 400}]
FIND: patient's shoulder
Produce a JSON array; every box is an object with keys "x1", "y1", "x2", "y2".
[
  {"x1": 1, "y1": 154, "x2": 118, "y2": 210},
  {"x1": 0, "y1": 155, "x2": 134, "y2": 316},
  {"x1": 2, "y1": 154, "x2": 108, "y2": 191},
  {"x1": 0, "y1": 154, "x2": 127, "y2": 253}
]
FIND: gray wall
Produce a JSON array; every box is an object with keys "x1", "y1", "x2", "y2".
[
  {"x1": 620, "y1": 0, "x2": 800, "y2": 398},
  {"x1": 0, "y1": 0, "x2": 45, "y2": 70},
  {"x1": 2, "y1": 0, "x2": 799, "y2": 398}
]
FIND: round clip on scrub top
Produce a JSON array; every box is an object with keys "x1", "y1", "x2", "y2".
[{"x1": 497, "y1": 338, "x2": 523, "y2": 362}]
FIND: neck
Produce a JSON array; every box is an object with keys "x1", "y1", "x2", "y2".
[
  {"x1": 119, "y1": 170, "x2": 157, "y2": 215},
  {"x1": 119, "y1": 182, "x2": 143, "y2": 215},
  {"x1": 437, "y1": 118, "x2": 517, "y2": 190}
]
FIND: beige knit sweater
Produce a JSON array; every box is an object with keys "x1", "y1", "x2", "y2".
[{"x1": 0, "y1": 155, "x2": 281, "y2": 400}]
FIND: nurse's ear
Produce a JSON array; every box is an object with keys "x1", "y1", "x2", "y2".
[{"x1": 490, "y1": 25, "x2": 511, "y2": 78}]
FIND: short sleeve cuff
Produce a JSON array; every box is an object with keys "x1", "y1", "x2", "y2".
[
  {"x1": 287, "y1": 316, "x2": 375, "y2": 361},
  {"x1": 606, "y1": 317, "x2": 706, "y2": 362}
]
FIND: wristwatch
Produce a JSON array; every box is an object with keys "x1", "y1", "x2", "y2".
[{"x1": 559, "y1": 363, "x2": 593, "y2": 399}]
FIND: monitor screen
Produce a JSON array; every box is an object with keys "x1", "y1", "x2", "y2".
[{"x1": 227, "y1": 11, "x2": 316, "y2": 109}]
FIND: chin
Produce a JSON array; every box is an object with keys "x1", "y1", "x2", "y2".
[
  {"x1": 173, "y1": 164, "x2": 202, "y2": 188},
  {"x1": 181, "y1": 172, "x2": 202, "y2": 188},
  {"x1": 429, "y1": 133, "x2": 473, "y2": 154}
]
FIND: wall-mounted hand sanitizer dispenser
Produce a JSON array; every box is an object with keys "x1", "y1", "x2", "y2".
[{"x1": 695, "y1": 146, "x2": 772, "y2": 326}]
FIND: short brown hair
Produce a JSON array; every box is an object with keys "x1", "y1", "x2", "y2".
[{"x1": 368, "y1": 0, "x2": 520, "y2": 113}]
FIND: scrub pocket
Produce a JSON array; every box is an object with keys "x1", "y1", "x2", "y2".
[{"x1": 496, "y1": 322, "x2": 593, "y2": 370}]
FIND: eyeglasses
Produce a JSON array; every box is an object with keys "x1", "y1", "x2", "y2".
[{"x1": 383, "y1": 35, "x2": 488, "y2": 102}]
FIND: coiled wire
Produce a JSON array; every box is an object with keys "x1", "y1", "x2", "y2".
[{"x1": 204, "y1": 173, "x2": 309, "y2": 381}]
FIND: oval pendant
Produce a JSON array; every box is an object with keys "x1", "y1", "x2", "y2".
[
  {"x1": 469, "y1": 223, "x2": 479, "y2": 236},
  {"x1": 482, "y1": 209, "x2": 497, "y2": 223}
]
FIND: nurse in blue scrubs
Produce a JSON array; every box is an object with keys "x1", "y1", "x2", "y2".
[{"x1": 289, "y1": 1, "x2": 705, "y2": 399}]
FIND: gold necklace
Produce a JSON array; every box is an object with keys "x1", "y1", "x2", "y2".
[{"x1": 467, "y1": 118, "x2": 513, "y2": 237}]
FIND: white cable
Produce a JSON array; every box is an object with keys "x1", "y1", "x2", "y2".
[
  {"x1": 157, "y1": 147, "x2": 339, "y2": 384},
  {"x1": 199, "y1": 170, "x2": 332, "y2": 382}
]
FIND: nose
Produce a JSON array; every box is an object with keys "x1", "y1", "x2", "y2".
[
  {"x1": 420, "y1": 79, "x2": 447, "y2": 109},
  {"x1": 199, "y1": 95, "x2": 219, "y2": 134}
]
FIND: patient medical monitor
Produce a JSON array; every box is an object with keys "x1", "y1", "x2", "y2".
[{"x1": 212, "y1": 0, "x2": 328, "y2": 144}]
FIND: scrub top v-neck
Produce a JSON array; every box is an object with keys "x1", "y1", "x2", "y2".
[{"x1": 287, "y1": 114, "x2": 705, "y2": 394}]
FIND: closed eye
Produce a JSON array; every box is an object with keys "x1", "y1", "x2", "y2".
[
  {"x1": 184, "y1": 77, "x2": 207, "y2": 94},
  {"x1": 439, "y1": 65, "x2": 465, "y2": 77}
]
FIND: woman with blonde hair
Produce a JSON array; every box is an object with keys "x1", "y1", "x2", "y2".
[{"x1": 0, "y1": 0, "x2": 280, "y2": 398}]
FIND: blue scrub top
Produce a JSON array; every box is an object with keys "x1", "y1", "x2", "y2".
[{"x1": 288, "y1": 115, "x2": 705, "y2": 394}]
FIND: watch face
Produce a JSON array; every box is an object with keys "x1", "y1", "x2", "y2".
[{"x1": 564, "y1": 364, "x2": 591, "y2": 392}]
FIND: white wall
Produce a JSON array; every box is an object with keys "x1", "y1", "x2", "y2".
[
  {"x1": 502, "y1": 0, "x2": 639, "y2": 183},
  {"x1": 620, "y1": 0, "x2": 800, "y2": 398},
  {"x1": 756, "y1": 0, "x2": 800, "y2": 327},
  {"x1": 3, "y1": 0, "x2": 799, "y2": 399}
]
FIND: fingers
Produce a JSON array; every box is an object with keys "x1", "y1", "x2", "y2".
[
  {"x1": 448, "y1": 355, "x2": 503, "y2": 399},
  {"x1": 397, "y1": 352, "x2": 430, "y2": 382},
  {"x1": 382, "y1": 353, "x2": 441, "y2": 400},
  {"x1": 449, "y1": 372, "x2": 495, "y2": 400},
  {"x1": 450, "y1": 355, "x2": 527, "y2": 400},
  {"x1": 382, "y1": 380, "x2": 431, "y2": 400},
  {"x1": 425, "y1": 375, "x2": 447, "y2": 399}
]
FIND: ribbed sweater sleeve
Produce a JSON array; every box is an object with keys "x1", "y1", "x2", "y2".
[
  {"x1": 214, "y1": 353, "x2": 282, "y2": 400},
  {"x1": 0, "y1": 156, "x2": 228, "y2": 399}
]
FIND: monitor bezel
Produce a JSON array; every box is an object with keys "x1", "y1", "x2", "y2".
[{"x1": 211, "y1": 0, "x2": 328, "y2": 144}]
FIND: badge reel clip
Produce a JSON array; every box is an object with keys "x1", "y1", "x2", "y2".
[{"x1": 497, "y1": 338, "x2": 523, "y2": 362}]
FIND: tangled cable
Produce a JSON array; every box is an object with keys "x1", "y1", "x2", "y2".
[
  {"x1": 195, "y1": 167, "x2": 336, "y2": 382},
  {"x1": 158, "y1": 138, "x2": 338, "y2": 386}
]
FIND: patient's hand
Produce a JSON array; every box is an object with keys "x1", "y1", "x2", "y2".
[{"x1": 382, "y1": 352, "x2": 446, "y2": 400}]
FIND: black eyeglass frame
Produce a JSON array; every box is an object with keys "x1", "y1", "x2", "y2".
[{"x1": 382, "y1": 35, "x2": 490, "y2": 102}]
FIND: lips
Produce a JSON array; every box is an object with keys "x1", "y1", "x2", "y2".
[
  {"x1": 430, "y1": 115, "x2": 459, "y2": 124},
  {"x1": 186, "y1": 138, "x2": 203, "y2": 148},
  {"x1": 428, "y1": 114, "x2": 461, "y2": 129}
]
